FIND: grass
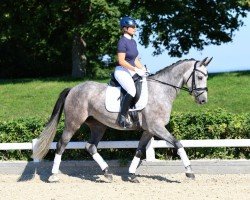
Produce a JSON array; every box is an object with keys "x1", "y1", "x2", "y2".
[
  {"x1": 0, "y1": 71, "x2": 249, "y2": 121},
  {"x1": 0, "y1": 77, "x2": 106, "y2": 120},
  {"x1": 172, "y1": 71, "x2": 250, "y2": 113}
]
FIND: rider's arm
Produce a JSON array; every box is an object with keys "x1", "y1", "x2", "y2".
[
  {"x1": 117, "y1": 52, "x2": 136, "y2": 71},
  {"x1": 134, "y1": 57, "x2": 146, "y2": 70}
]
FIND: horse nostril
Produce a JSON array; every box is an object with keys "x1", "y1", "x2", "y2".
[{"x1": 201, "y1": 99, "x2": 206, "y2": 104}]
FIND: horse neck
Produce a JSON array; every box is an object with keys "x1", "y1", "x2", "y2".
[
  {"x1": 147, "y1": 60, "x2": 194, "y2": 106},
  {"x1": 151, "y1": 60, "x2": 194, "y2": 89}
]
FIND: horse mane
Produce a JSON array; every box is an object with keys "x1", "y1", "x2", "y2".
[{"x1": 149, "y1": 58, "x2": 195, "y2": 77}]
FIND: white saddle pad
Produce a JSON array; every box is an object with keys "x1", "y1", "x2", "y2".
[{"x1": 105, "y1": 77, "x2": 148, "y2": 112}]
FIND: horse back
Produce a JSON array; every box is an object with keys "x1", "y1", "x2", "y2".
[{"x1": 65, "y1": 81, "x2": 107, "y2": 109}]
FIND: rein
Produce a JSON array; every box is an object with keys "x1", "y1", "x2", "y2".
[
  {"x1": 147, "y1": 78, "x2": 190, "y2": 93},
  {"x1": 147, "y1": 61, "x2": 208, "y2": 96}
]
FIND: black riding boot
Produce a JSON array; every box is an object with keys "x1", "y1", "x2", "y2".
[{"x1": 117, "y1": 93, "x2": 133, "y2": 128}]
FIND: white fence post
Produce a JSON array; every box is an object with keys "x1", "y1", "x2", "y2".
[
  {"x1": 32, "y1": 138, "x2": 40, "y2": 163},
  {"x1": 146, "y1": 137, "x2": 155, "y2": 161}
]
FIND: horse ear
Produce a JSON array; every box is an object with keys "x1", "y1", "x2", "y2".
[
  {"x1": 204, "y1": 57, "x2": 213, "y2": 66},
  {"x1": 198, "y1": 57, "x2": 208, "y2": 67}
]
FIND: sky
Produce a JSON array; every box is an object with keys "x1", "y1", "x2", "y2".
[{"x1": 136, "y1": 13, "x2": 250, "y2": 73}]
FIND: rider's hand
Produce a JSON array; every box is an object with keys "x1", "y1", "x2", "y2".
[
  {"x1": 135, "y1": 67, "x2": 146, "y2": 77},
  {"x1": 145, "y1": 68, "x2": 150, "y2": 76}
]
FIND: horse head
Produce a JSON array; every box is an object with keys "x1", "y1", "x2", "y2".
[{"x1": 184, "y1": 57, "x2": 213, "y2": 105}]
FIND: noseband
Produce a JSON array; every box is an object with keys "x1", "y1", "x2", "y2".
[{"x1": 147, "y1": 61, "x2": 208, "y2": 97}]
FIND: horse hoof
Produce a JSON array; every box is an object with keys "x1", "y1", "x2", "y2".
[
  {"x1": 186, "y1": 172, "x2": 195, "y2": 180},
  {"x1": 48, "y1": 174, "x2": 59, "y2": 183},
  {"x1": 104, "y1": 173, "x2": 113, "y2": 182},
  {"x1": 128, "y1": 174, "x2": 140, "y2": 183},
  {"x1": 103, "y1": 167, "x2": 113, "y2": 182}
]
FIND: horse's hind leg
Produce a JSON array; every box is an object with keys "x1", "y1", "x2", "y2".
[
  {"x1": 128, "y1": 131, "x2": 153, "y2": 183},
  {"x1": 84, "y1": 119, "x2": 112, "y2": 181},
  {"x1": 48, "y1": 123, "x2": 82, "y2": 182}
]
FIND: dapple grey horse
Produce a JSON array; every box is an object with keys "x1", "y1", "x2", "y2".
[{"x1": 32, "y1": 57, "x2": 212, "y2": 183}]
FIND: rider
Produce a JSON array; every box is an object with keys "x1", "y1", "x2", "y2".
[{"x1": 114, "y1": 16, "x2": 146, "y2": 128}]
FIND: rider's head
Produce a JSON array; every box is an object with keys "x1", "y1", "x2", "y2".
[{"x1": 120, "y1": 16, "x2": 137, "y2": 36}]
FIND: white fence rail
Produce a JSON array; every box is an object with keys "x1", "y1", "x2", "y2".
[{"x1": 0, "y1": 138, "x2": 250, "y2": 162}]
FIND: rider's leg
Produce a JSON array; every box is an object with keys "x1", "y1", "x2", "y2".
[
  {"x1": 118, "y1": 93, "x2": 134, "y2": 128},
  {"x1": 114, "y1": 66, "x2": 136, "y2": 128}
]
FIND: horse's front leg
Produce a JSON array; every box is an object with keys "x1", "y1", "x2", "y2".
[
  {"x1": 177, "y1": 147, "x2": 195, "y2": 179},
  {"x1": 149, "y1": 124, "x2": 195, "y2": 179},
  {"x1": 128, "y1": 131, "x2": 153, "y2": 183}
]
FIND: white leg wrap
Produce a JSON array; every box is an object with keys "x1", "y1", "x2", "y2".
[
  {"x1": 177, "y1": 148, "x2": 191, "y2": 168},
  {"x1": 52, "y1": 154, "x2": 62, "y2": 174},
  {"x1": 93, "y1": 153, "x2": 108, "y2": 171},
  {"x1": 129, "y1": 156, "x2": 140, "y2": 174}
]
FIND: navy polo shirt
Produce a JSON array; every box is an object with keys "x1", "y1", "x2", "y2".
[{"x1": 117, "y1": 36, "x2": 139, "y2": 67}]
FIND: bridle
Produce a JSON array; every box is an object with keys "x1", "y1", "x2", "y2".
[
  {"x1": 186, "y1": 61, "x2": 208, "y2": 97},
  {"x1": 147, "y1": 61, "x2": 208, "y2": 97}
]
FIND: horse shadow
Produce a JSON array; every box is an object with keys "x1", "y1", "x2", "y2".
[
  {"x1": 17, "y1": 161, "x2": 116, "y2": 183},
  {"x1": 17, "y1": 161, "x2": 181, "y2": 184},
  {"x1": 121, "y1": 174, "x2": 181, "y2": 183},
  {"x1": 17, "y1": 161, "x2": 52, "y2": 182}
]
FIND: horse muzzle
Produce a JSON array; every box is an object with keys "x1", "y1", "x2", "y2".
[
  {"x1": 193, "y1": 90, "x2": 208, "y2": 105},
  {"x1": 197, "y1": 98, "x2": 207, "y2": 105},
  {"x1": 195, "y1": 93, "x2": 208, "y2": 105}
]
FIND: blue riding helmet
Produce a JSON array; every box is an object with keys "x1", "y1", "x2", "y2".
[{"x1": 120, "y1": 16, "x2": 137, "y2": 28}]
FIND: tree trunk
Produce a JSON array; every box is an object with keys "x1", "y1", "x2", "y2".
[{"x1": 71, "y1": 34, "x2": 87, "y2": 78}]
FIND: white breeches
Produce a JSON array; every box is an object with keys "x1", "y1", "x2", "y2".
[{"x1": 114, "y1": 66, "x2": 136, "y2": 97}]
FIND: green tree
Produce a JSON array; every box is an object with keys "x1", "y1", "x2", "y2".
[
  {"x1": 0, "y1": 0, "x2": 124, "y2": 78},
  {"x1": 133, "y1": 0, "x2": 249, "y2": 57},
  {"x1": 0, "y1": 1, "x2": 73, "y2": 77},
  {"x1": 0, "y1": 0, "x2": 248, "y2": 78}
]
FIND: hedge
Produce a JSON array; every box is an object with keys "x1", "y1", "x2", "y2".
[{"x1": 0, "y1": 108, "x2": 249, "y2": 161}]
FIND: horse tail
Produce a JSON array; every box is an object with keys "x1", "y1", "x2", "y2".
[{"x1": 32, "y1": 88, "x2": 71, "y2": 160}]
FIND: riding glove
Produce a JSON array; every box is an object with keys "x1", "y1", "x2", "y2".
[{"x1": 135, "y1": 68, "x2": 146, "y2": 77}]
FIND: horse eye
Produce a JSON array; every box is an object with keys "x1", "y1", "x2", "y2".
[{"x1": 198, "y1": 76, "x2": 203, "y2": 80}]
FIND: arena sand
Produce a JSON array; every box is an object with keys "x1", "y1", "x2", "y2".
[{"x1": 0, "y1": 173, "x2": 249, "y2": 200}]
